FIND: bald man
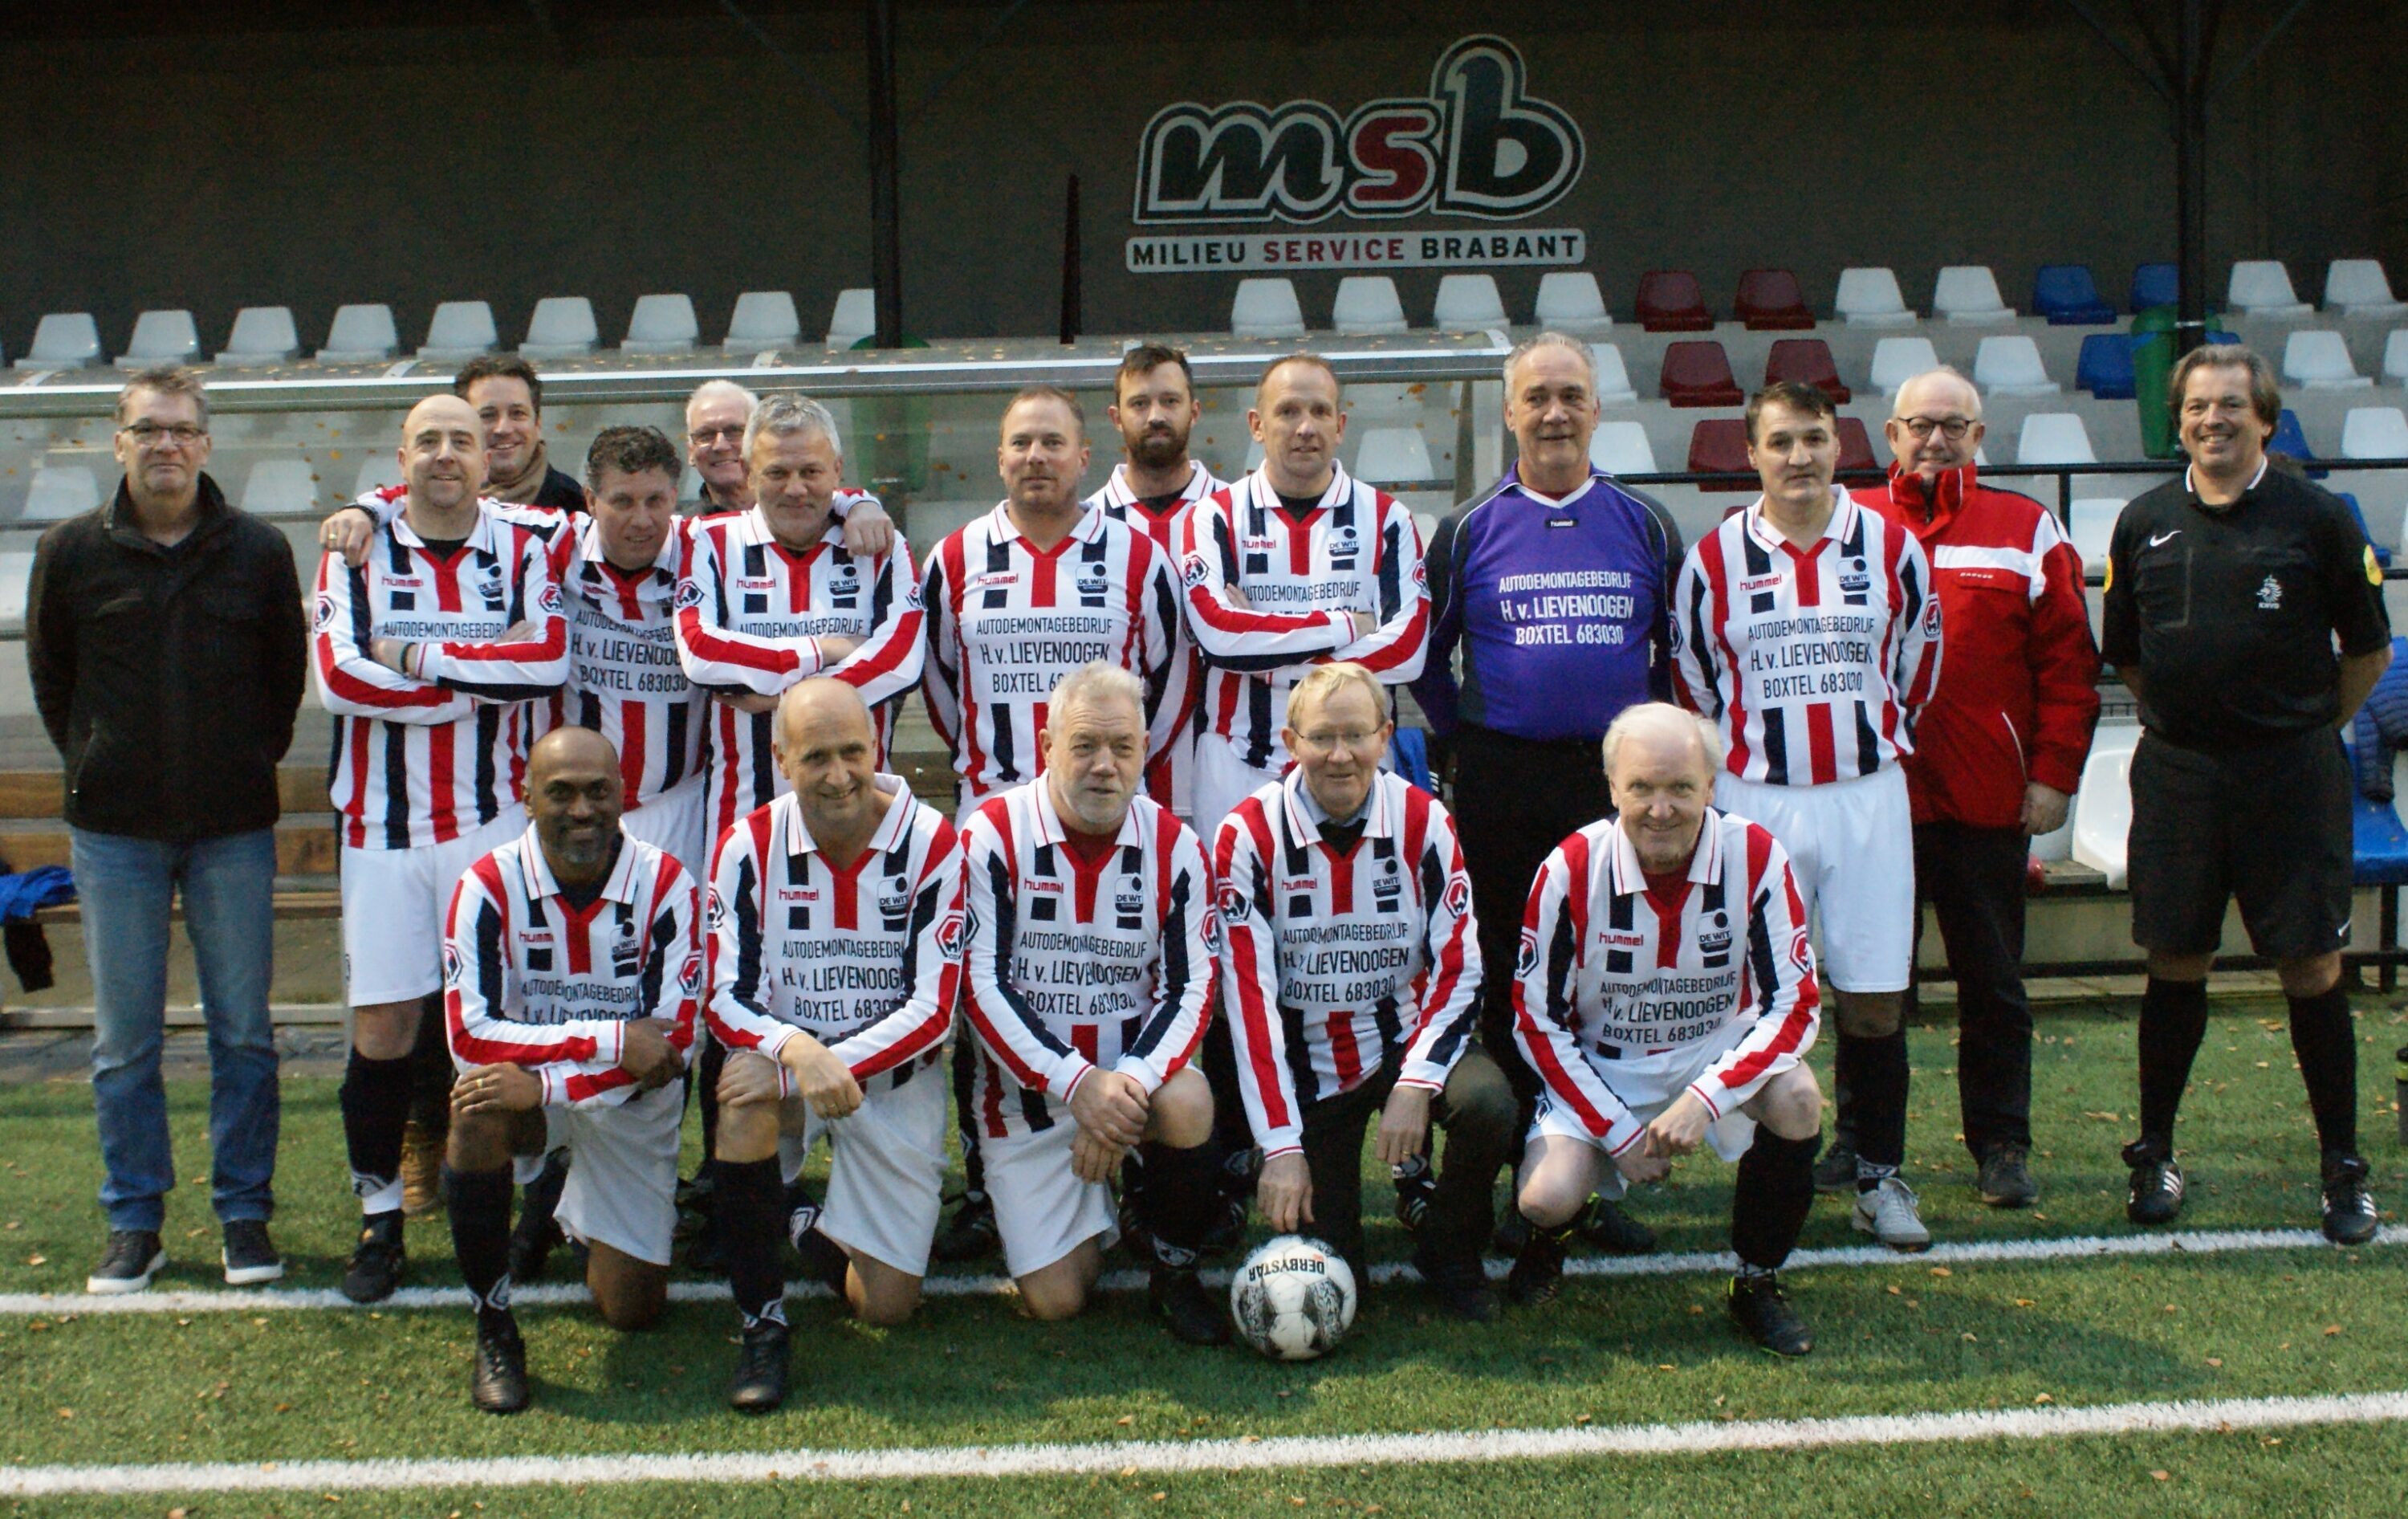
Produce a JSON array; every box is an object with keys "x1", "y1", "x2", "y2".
[
  {"x1": 437, "y1": 727, "x2": 702, "y2": 1412},
  {"x1": 1855, "y1": 369, "x2": 2098, "y2": 1213},
  {"x1": 703, "y1": 679, "x2": 966, "y2": 1412},
  {"x1": 314, "y1": 392, "x2": 568, "y2": 1305}
]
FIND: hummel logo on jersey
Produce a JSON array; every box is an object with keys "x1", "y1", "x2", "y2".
[{"x1": 2148, "y1": 530, "x2": 2182, "y2": 548}]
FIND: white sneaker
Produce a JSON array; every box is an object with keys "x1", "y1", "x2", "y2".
[{"x1": 1852, "y1": 1175, "x2": 1932, "y2": 1252}]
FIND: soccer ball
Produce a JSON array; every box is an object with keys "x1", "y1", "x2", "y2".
[{"x1": 1229, "y1": 1235, "x2": 1358, "y2": 1361}]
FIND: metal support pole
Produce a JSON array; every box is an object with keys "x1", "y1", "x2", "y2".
[
  {"x1": 1059, "y1": 174, "x2": 1081, "y2": 345},
  {"x1": 2174, "y1": 0, "x2": 2209, "y2": 356},
  {"x1": 866, "y1": 0, "x2": 904, "y2": 348}
]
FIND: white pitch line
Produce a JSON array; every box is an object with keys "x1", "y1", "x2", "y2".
[
  {"x1": 3, "y1": 1224, "x2": 2396, "y2": 1318},
  {"x1": 5, "y1": 1388, "x2": 2406, "y2": 1497}
]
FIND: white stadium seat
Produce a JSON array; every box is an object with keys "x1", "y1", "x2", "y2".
[
  {"x1": 1972, "y1": 335, "x2": 2060, "y2": 397},
  {"x1": 118, "y1": 309, "x2": 201, "y2": 368},
  {"x1": 22, "y1": 466, "x2": 100, "y2": 522},
  {"x1": 1331, "y1": 276, "x2": 1407, "y2": 336},
  {"x1": 239, "y1": 459, "x2": 322, "y2": 516},
  {"x1": 2385, "y1": 330, "x2": 2408, "y2": 385},
  {"x1": 726, "y1": 291, "x2": 801, "y2": 351},
  {"x1": 0, "y1": 549, "x2": 36, "y2": 625},
  {"x1": 2069, "y1": 724, "x2": 2142, "y2": 889},
  {"x1": 1588, "y1": 420, "x2": 1657, "y2": 476},
  {"x1": 1835, "y1": 267, "x2": 1914, "y2": 326},
  {"x1": 2068, "y1": 498, "x2": 2124, "y2": 567},
  {"x1": 15, "y1": 312, "x2": 102, "y2": 369},
  {"x1": 217, "y1": 306, "x2": 299, "y2": 364},
  {"x1": 2015, "y1": 413, "x2": 2098, "y2": 465},
  {"x1": 418, "y1": 300, "x2": 498, "y2": 362},
  {"x1": 1591, "y1": 343, "x2": 1637, "y2": 405},
  {"x1": 2226, "y1": 259, "x2": 2312, "y2": 318},
  {"x1": 520, "y1": 296, "x2": 598, "y2": 359},
  {"x1": 2281, "y1": 330, "x2": 2372, "y2": 390},
  {"x1": 1353, "y1": 426, "x2": 1437, "y2": 483},
  {"x1": 2325, "y1": 259, "x2": 2407, "y2": 318},
  {"x1": 352, "y1": 455, "x2": 405, "y2": 500},
  {"x1": 827, "y1": 288, "x2": 877, "y2": 348},
  {"x1": 1230, "y1": 279, "x2": 1306, "y2": 339},
  {"x1": 1534, "y1": 271, "x2": 1611, "y2": 332},
  {"x1": 1869, "y1": 336, "x2": 1942, "y2": 396},
  {"x1": 623, "y1": 294, "x2": 700, "y2": 354},
  {"x1": 1933, "y1": 265, "x2": 2013, "y2": 324},
  {"x1": 318, "y1": 303, "x2": 399, "y2": 363},
  {"x1": 2341, "y1": 407, "x2": 2408, "y2": 459},
  {"x1": 1433, "y1": 274, "x2": 1508, "y2": 332}
]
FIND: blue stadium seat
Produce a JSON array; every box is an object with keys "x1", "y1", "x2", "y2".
[
  {"x1": 1388, "y1": 727, "x2": 1432, "y2": 792},
  {"x1": 2075, "y1": 333, "x2": 2136, "y2": 398},
  {"x1": 2337, "y1": 493, "x2": 2391, "y2": 568},
  {"x1": 2351, "y1": 781, "x2": 2408, "y2": 886},
  {"x1": 2269, "y1": 408, "x2": 2316, "y2": 467},
  {"x1": 2130, "y1": 262, "x2": 2179, "y2": 312},
  {"x1": 2032, "y1": 264, "x2": 2115, "y2": 325}
]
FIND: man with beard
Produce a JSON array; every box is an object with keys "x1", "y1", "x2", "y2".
[{"x1": 455, "y1": 357, "x2": 587, "y2": 512}]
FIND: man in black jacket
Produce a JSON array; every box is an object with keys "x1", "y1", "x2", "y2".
[{"x1": 27, "y1": 366, "x2": 308, "y2": 1294}]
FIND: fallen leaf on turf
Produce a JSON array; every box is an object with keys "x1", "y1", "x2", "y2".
[
  {"x1": 1929, "y1": 1267, "x2": 1951, "y2": 1278},
  {"x1": 1887, "y1": 1285, "x2": 1903, "y2": 1296},
  {"x1": 2033, "y1": 1394, "x2": 2053, "y2": 1405},
  {"x1": 1291, "y1": 1498, "x2": 1308, "y2": 1508},
  {"x1": 1120, "y1": 1466, "x2": 1137, "y2": 1477},
  {"x1": 25, "y1": 1255, "x2": 43, "y2": 1266},
  {"x1": 1657, "y1": 1364, "x2": 1675, "y2": 1371},
  {"x1": 2012, "y1": 1298, "x2": 2036, "y2": 1308},
  {"x1": 2207, "y1": 1358, "x2": 2223, "y2": 1366},
  {"x1": 1117, "y1": 1415, "x2": 1135, "y2": 1427},
  {"x1": 55, "y1": 1408, "x2": 71, "y2": 1419},
  {"x1": 2325, "y1": 1325, "x2": 2342, "y2": 1336},
  {"x1": 1152, "y1": 1494, "x2": 1167, "y2": 1502},
  {"x1": 2150, "y1": 1471, "x2": 2170, "y2": 1481},
  {"x1": 1686, "y1": 1304, "x2": 1703, "y2": 1315},
  {"x1": 1574, "y1": 1414, "x2": 1592, "y2": 1424},
  {"x1": 1962, "y1": 1333, "x2": 1979, "y2": 1342}
]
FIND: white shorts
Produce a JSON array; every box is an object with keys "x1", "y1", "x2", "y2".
[
  {"x1": 340, "y1": 806, "x2": 527, "y2": 1007},
  {"x1": 982, "y1": 1121, "x2": 1121, "y2": 1278},
  {"x1": 775, "y1": 1061, "x2": 950, "y2": 1277},
  {"x1": 623, "y1": 776, "x2": 710, "y2": 884},
  {"x1": 1714, "y1": 766, "x2": 1914, "y2": 994},
  {"x1": 1529, "y1": 1020, "x2": 1758, "y2": 1200},
  {"x1": 1190, "y1": 732, "x2": 1278, "y2": 844},
  {"x1": 551, "y1": 1081, "x2": 682, "y2": 1267}
]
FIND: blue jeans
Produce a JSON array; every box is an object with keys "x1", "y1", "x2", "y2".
[{"x1": 71, "y1": 828, "x2": 279, "y2": 1232}]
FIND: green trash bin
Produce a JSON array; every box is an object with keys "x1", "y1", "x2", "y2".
[{"x1": 2131, "y1": 307, "x2": 2231, "y2": 460}]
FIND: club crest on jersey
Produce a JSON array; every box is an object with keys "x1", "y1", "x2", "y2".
[
  {"x1": 1788, "y1": 926, "x2": 1812, "y2": 974},
  {"x1": 536, "y1": 582, "x2": 563, "y2": 615},
  {"x1": 905, "y1": 580, "x2": 925, "y2": 610},
  {"x1": 1515, "y1": 929, "x2": 1540, "y2": 978},
  {"x1": 2257, "y1": 575, "x2": 2284, "y2": 610},
  {"x1": 313, "y1": 592, "x2": 337, "y2": 632},
  {"x1": 677, "y1": 955, "x2": 703, "y2": 998},
  {"x1": 674, "y1": 578, "x2": 705, "y2": 610},
  {"x1": 1219, "y1": 882, "x2": 1251, "y2": 922},
  {"x1": 1202, "y1": 903, "x2": 1225, "y2": 955},
  {"x1": 441, "y1": 943, "x2": 464, "y2": 988},
  {"x1": 1921, "y1": 597, "x2": 1942, "y2": 638},
  {"x1": 1182, "y1": 552, "x2": 1212, "y2": 589},
  {"x1": 1411, "y1": 559, "x2": 1429, "y2": 590},
  {"x1": 1443, "y1": 876, "x2": 1470, "y2": 918},
  {"x1": 935, "y1": 910, "x2": 970, "y2": 959},
  {"x1": 706, "y1": 888, "x2": 727, "y2": 934}
]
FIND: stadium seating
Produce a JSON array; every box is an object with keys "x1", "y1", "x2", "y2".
[
  {"x1": 1733, "y1": 269, "x2": 1813, "y2": 330},
  {"x1": 418, "y1": 300, "x2": 498, "y2": 362},
  {"x1": 2386, "y1": 330, "x2": 2408, "y2": 385},
  {"x1": 1973, "y1": 335, "x2": 2060, "y2": 397},
  {"x1": 1588, "y1": 420, "x2": 1657, "y2": 476},
  {"x1": 1433, "y1": 274, "x2": 1508, "y2": 332},
  {"x1": 2226, "y1": 259, "x2": 2312, "y2": 318},
  {"x1": 1834, "y1": 417, "x2": 1877, "y2": 474},
  {"x1": 317, "y1": 303, "x2": 399, "y2": 363},
  {"x1": 2070, "y1": 724, "x2": 2142, "y2": 889},
  {"x1": 2281, "y1": 330, "x2": 2372, "y2": 389},
  {"x1": 1533, "y1": 271, "x2": 1610, "y2": 332},
  {"x1": 1869, "y1": 336, "x2": 1942, "y2": 396},
  {"x1": 22, "y1": 466, "x2": 100, "y2": 522},
  {"x1": 1352, "y1": 425, "x2": 1437, "y2": 484},
  {"x1": 1659, "y1": 340, "x2": 1743, "y2": 407},
  {"x1": 2269, "y1": 408, "x2": 2316, "y2": 466},
  {"x1": 2325, "y1": 259, "x2": 2406, "y2": 318},
  {"x1": 623, "y1": 294, "x2": 700, "y2": 354},
  {"x1": 1228, "y1": 279, "x2": 1304, "y2": 339},
  {"x1": 352, "y1": 456, "x2": 404, "y2": 499},
  {"x1": 1686, "y1": 418, "x2": 1753, "y2": 489},
  {"x1": 1591, "y1": 343, "x2": 1638, "y2": 405},
  {"x1": 118, "y1": 310, "x2": 201, "y2": 369},
  {"x1": 1331, "y1": 276, "x2": 1407, "y2": 336},
  {"x1": 520, "y1": 296, "x2": 599, "y2": 359},
  {"x1": 725, "y1": 291, "x2": 800, "y2": 351},
  {"x1": 15, "y1": 313, "x2": 102, "y2": 369},
  {"x1": 2076, "y1": 332, "x2": 2137, "y2": 398},
  {"x1": 2032, "y1": 264, "x2": 2115, "y2": 324},
  {"x1": 2015, "y1": 413, "x2": 2097, "y2": 465},
  {"x1": 2068, "y1": 498, "x2": 2123, "y2": 566},
  {"x1": 1834, "y1": 267, "x2": 1914, "y2": 326},
  {"x1": 1763, "y1": 338, "x2": 1850, "y2": 402},
  {"x1": 1634, "y1": 271, "x2": 1712, "y2": 332},
  {"x1": 216, "y1": 306, "x2": 299, "y2": 364},
  {"x1": 2351, "y1": 782, "x2": 2408, "y2": 886},
  {"x1": 239, "y1": 459, "x2": 321, "y2": 516},
  {"x1": 828, "y1": 287, "x2": 878, "y2": 347},
  {"x1": 2342, "y1": 407, "x2": 2408, "y2": 459},
  {"x1": 2129, "y1": 261, "x2": 2179, "y2": 312},
  {"x1": 1933, "y1": 266, "x2": 2014, "y2": 324},
  {"x1": 0, "y1": 549, "x2": 35, "y2": 625}
]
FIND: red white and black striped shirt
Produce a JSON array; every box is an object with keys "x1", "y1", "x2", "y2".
[
  {"x1": 1181, "y1": 464, "x2": 1430, "y2": 771},
  {"x1": 540, "y1": 515, "x2": 709, "y2": 810},
  {"x1": 1213, "y1": 769, "x2": 1479, "y2": 1159},
  {"x1": 1512, "y1": 808, "x2": 1820, "y2": 1156},
  {"x1": 702, "y1": 781, "x2": 965, "y2": 1092},
  {"x1": 960, "y1": 782, "x2": 1215, "y2": 1139},
  {"x1": 921, "y1": 502, "x2": 1182, "y2": 807},
  {"x1": 675, "y1": 503, "x2": 925, "y2": 842},
  {"x1": 442, "y1": 825, "x2": 702, "y2": 1109},
  {"x1": 314, "y1": 503, "x2": 568, "y2": 849},
  {"x1": 1671, "y1": 490, "x2": 1942, "y2": 787},
  {"x1": 1089, "y1": 459, "x2": 1225, "y2": 812}
]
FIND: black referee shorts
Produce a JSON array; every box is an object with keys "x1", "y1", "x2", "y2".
[{"x1": 2128, "y1": 727, "x2": 2353, "y2": 960}]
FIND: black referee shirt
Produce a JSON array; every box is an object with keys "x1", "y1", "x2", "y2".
[{"x1": 2101, "y1": 459, "x2": 2390, "y2": 751}]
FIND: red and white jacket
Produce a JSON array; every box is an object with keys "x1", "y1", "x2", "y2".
[
  {"x1": 702, "y1": 781, "x2": 964, "y2": 1094},
  {"x1": 1089, "y1": 459, "x2": 1225, "y2": 813},
  {"x1": 1181, "y1": 464, "x2": 1430, "y2": 772},
  {"x1": 1513, "y1": 808, "x2": 1820, "y2": 1156},
  {"x1": 1670, "y1": 489, "x2": 1941, "y2": 788},
  {"x1": 442, "y1": 825, "x2": 702, "y2": 1110},
  {"x1": 314, "y1": 501, "x2": 568, "y2": 850},
  {"x1": 1861, "y1": 464, "x2": 2101, "y2": 829},
  {"x1": 921, "y1": 502, "x2": 1182, "y2": 808},
  {"x1": 675, "y1": 503, "x2": 925, "y2": 842},
  {"x1": 1213, "y1": 769, "x2": 1479, "y2": 1159},
  {"x1": 960, "y1": 782, "x2": 1215, "y2": 1140}
]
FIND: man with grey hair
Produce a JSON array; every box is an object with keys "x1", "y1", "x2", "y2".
[
  {"x1": 30, "y1": 366, "x2": 308, "y2": 1294},
  {"x1": 1410, "y1": 330, "x2": 1682, "y2": 1260},
  {"x1": 686, "y1": 380, "x2": 760, "y2": 513}
]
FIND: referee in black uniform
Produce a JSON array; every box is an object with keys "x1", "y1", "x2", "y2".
[{"x1": 2101, "y1": 343, "x2": 2390, "y2": 1245}]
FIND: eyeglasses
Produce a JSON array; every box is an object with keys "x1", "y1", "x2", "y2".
[
  {"x1": 688, "y1": 425, "x2": 745, "y2": 445},
  {"x1": 1893, "y1": 416, "x2": 1975, "y2": 441},
  {"x1": 1294, "y1": 727, "x2": 1385, "y2": 755},
  {"x1": 120, "y1": 421, "x2": 207, "y2": 447}
]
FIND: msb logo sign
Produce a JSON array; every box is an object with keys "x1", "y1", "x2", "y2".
[{"x1": 1133, "y1": 35, "x2": 1582, "y2": 226}]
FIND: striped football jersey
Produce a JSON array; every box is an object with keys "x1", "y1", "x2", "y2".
[{"x1": 1088, "y1": 459, "x2": 1225, "y2": 812}]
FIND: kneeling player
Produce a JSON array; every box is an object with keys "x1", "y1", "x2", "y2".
[
  {"x1": 1215, "y1": 663, "x2": 1511, "y2": 1318},
  {"x1": 704, "y1": 680, "x2": 964, "y2": 1412},
  {"x1": 439, "y1": 727, "x2": 699, "y2": 1412},
  {"x1": 1508, "y1": 704, "x2": 1825, "y2": 1355},
  {"x1": 962, "y1": 663, "x2": 1226, "y2": 1342}
]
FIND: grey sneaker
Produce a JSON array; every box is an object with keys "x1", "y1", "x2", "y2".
[
  {"x1": 87, "y1": 1229, "x2": 165, "y2": 1295},
  {"x1": 1851, "y1": 1175, "x2": 1933, "y2": 1252},
  {"x1": 221, "y1": 1219, "x2": 284, "y2": 1285}
]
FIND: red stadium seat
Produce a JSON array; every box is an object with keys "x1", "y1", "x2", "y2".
[
  {"x1": 1837, "y1": 416, "x2": 1877, "y2": 474},
  {"x1": 1635, "y1": 270, "x2": 1713, "y2": 332},
  {"x1": 1735, "y1": 269, "x2": 1815, "y2": 330},
  {"x1": 1659, "y1": 340, "x2": 1743, "y2": 407},
  {"x1": 1687, "y1": 418, "x2": 1755, "y2": 491},
  {"x1": 1763, "y1": 338, "x2": 1853, "y2": 402}
]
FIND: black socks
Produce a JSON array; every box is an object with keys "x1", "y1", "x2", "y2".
[
  {"x1": 717, "y1": 1157, "x2": 788, "y2": 1329},
  {"x1": 2135, "y1": 976, "x2": 2211, "y2": 1148},
  {"x1": 1731, "y1": 1129, "x2": 1820, "y2": 1273},
  {"x1": 1840, "y1": 1031, "x2": 1910, "y2": 1183},
  {"x1": 407, "y1": 992, "x2": 453, "y2": 1132},
  {"x1": 2288, "y1": 983, "x2": 2360, "y2": 1157},
  {"x1": 340, "y1": 1049, "x2": 415, "y2": 1205},
  {"x1": 443, "y1": 1164, "x2": 515, "y2": 1319},
  {"x1": 1137, "y1": 1140, "x2": 1220, "y2": 1268}
]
